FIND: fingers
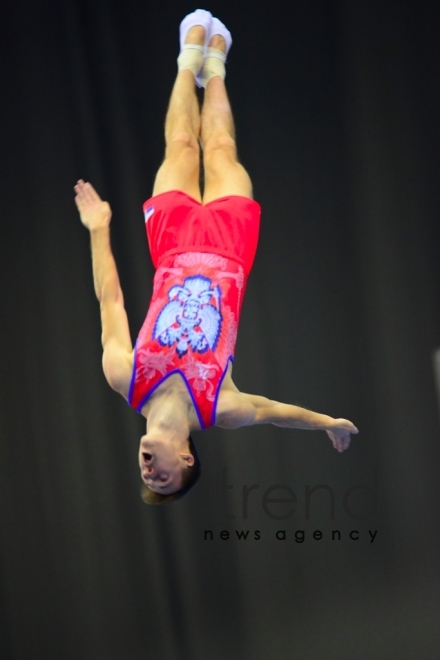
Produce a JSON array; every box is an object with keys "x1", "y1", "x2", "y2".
[
  {"x1": 335, "y1": 434, "x2": 345, "y2": 453},
  {"x1": 74, "y1": 179, "x2": 86, "y2": 198},
  {"x1": 327, "y1": 431, "x2": 340, "y2": 451},
  {"x1": 341, "y1": 434, "x2": 351, "y2": 451},
  {"x1": 74, "y1": 180, "x2": 87, "y2": 209},
  {"x1": 330, "y1": 435, "x2": 338, "y2": 451},
  {"x1": 327, "y1": 430, "x2": 352, "y2": 453},
  {"x1": 74, "y1": 180, "x2": 101, "y2": 206}
]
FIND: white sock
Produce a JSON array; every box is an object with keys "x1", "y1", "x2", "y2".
[
  {"x1": 177, "y1": 44, "x2": 204, "y2": 78},
  {"x1": 201, "y1": 47, "x2": 226, "y2": 87}
]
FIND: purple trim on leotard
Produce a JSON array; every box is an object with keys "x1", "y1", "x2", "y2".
[
  {"x1": 135, "y1": 369, "x2": 207, "y2": 430},
  {"x1": 128, "y1": 340, "x2": 138, "y2": 405},
  {"x1": 211, "y1": 356, "x2": 234, "y2": 427}
]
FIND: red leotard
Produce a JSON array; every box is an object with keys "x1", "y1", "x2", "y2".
[{"x1": 128, "y1": 191, "x2": 261, "y2": 429}]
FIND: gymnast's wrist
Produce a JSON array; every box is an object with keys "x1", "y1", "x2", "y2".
[
  {"x1": 321, "y1": 415, "x2": 336, "y2": 431},
  {"x1": 90, "y1": 224, "x2": 110, "y2": 235}
]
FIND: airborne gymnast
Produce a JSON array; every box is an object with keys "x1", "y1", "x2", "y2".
[{"x1": 74, "y1": 9, "x2": 358, "y2": 504}]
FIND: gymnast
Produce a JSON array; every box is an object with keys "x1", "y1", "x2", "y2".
[{"x1": 74, "y1": 10, "x2": 358, "y2": 504}]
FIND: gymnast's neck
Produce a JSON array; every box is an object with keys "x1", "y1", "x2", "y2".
[{"x1": 143, "y1": 386, "x2": 193, "y2": 440}]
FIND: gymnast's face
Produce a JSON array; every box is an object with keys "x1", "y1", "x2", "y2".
[{"x1": 139, "y1": 436, "x2": 192, "y2": 495}]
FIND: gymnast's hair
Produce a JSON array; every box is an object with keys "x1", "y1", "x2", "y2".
[{"x1": 140, "y1": 435, "x2": 201, "y2": 505}]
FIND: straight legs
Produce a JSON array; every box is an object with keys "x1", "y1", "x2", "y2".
[
  {"x1": 201, "y1": 75, "x2": 252, "y2": 203},
  {"x1": 152, "y1": 25, "x2": 252, "y2": 204},
  {"x1": 152, "y1": 67, "x2": 202, "y2": 202}
]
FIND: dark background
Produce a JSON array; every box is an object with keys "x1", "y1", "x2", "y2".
[{"x1": 1, "y1": 1, "x2": 440, "y2": 658}]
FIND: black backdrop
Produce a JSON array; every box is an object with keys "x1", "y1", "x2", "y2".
[{"x1": 1, "y1": 1, "x2": 440, "y2": 658}]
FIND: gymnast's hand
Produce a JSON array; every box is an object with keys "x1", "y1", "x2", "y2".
[
  {"x1": 74, "y1": 180, "x2": 112, "y2": 231},
  {"x1": 326, "y1": 418, "x2": 358, "y2": 453}
]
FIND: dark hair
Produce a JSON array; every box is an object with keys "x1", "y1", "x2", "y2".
[{"x1": 140, "y1": 435, "x2": 201, "y2": 505}]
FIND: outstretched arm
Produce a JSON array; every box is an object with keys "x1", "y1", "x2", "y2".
[
  {"x1": 74, "y1": 180, "x2": 132, "y2": 393},
  {"x1": 217, "y1": 391, "x2": 358, "y2": 452},
  {"x1": 248, "y1": 394, "x2": 358, "y2": 452},
  {"x1": 74, "y1": 180, "x2": 120, "y2": 302}
]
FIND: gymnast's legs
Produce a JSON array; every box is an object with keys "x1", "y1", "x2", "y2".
[{"x1": 152, "y1": 10, "x2": 253, "y2": 205}]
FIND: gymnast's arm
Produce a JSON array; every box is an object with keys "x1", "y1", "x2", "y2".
[
  {"x1": 217, "y1": 391, "x2": 358, "y2": 452},
  {"x1": 74, "y1": 180, "x2": 133, "y2": 393}
]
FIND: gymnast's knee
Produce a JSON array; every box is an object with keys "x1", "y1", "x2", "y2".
[
  {"x1": 203, "y1": 134, "x2": 237, "y2": 164},
  {"x1": 165, "y1": 129, "x2": 199, "y2": 161}
]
